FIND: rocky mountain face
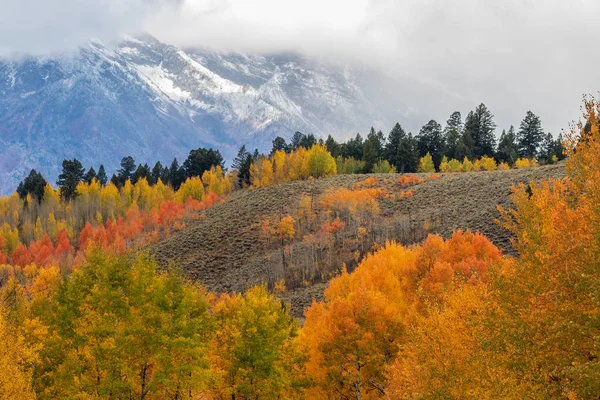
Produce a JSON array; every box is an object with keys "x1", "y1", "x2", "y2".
[{"x1": 0, "y1": 35, "x2": 389, "y2": 193}]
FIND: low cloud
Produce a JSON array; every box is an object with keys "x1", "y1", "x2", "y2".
[{"x1": 1, "y1": 0, "x2": 599, "y2": 134}]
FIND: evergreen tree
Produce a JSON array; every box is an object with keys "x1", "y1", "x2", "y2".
[
  {"x1": 168, "y1": 158, "x2": 185, "y2": 190},
  {"x1": 464, "y1": 104, "x2": 497, "y2": 158},
  {"x1": 497, "y1": 126, "x2": 519, "y2": 164},
  {"x1": 290, "y1": 132, "x2": 305, "y2": 150},
  {"x1": 183, "y1": 148, "x2": 224, "y2": 179},
  {"x1": 96, "y1": 165, "x2": 108, "y2": 186},
  {"x1": 362, "y1": 137, "x2": 379, "y2": 173},
  {"x1": 398, "y1": 133, "x2": 419, "y2": 173},
  {"x1": 270, "y1": 137, "x2": 289, "y2": 155},
  {"x1": 385, "y1": 123, "x2": 406, "y2": 168},
  {"x1": 132, "y1": 163, "x2": 151, "y2": 184},
  {"x1": 17, "y1": 169, "x2": 47, "y2": 204},
  {"x1": 150, "y1": 161, "x2": 163, "y2": 185},
  {"x1": 552, "y1": 133, "x2": 566, "y2": 161},
  {"x1": 342, "y1": 133, "x2": 364, "y2": 160},
  {"x1": 417, "y1": 120, "x2": 445, "y2": 169},
  {"x1": 118, "y1": 156, "x2": 136, "y2": 184},
  {"x1": 517, "y1": 111, "x2": 544, "y2": 158},
  {"x1": 83, "y1": 167, "x2": 97, "y2": 184},
  {"x1": 443, "y1": 112, "x2": 463, "y2": 160},
  {"x1": 232, "y1": 145, "x2": 253, "y2": 187},
  {"x1": 325, "y1": 135, "x2": 340, "y2": 158},
  {"x1": 299, "y1": 133, "x2": 317, "y2": 149},
  {"x1": 57, "y1": 158, "x2": 85, "y2": 201}
]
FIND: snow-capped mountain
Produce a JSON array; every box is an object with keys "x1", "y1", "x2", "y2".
[{"x1": 0, "y1": 34, "x2": 390, "y2": 193}]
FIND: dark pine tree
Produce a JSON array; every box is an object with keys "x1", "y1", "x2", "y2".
[
  {"x1": 325, "y1": 135, "x2": 340, "y2": 158},
  {"x1": 132, "y1": 163, "x2": 151, "y2": 184},
  {"x1": 290, "y1": 132, "x2": 305, "y2": 150},
  {"x1": 443, "y1": 111, "x2": 464, "y2": 160},
  {"x1": 385, "y1": 123, "x2": 406, "y2": 168},
  {"x1": 463, "y1": 104, "x2": 497, "y2": 158},
  {"x1": 232, "y1": 145, "x2": 253, "y2": 187},
  {"x1": 168, "y1": 158, "x2": 185, "y2": 190},
  {"x1": 417, "y1": 120, "x2": 445, "y2": 169},
  {"x1": 496, "y1": 126, "x2": 519, "y2": 164},
  {"x1": 96, "y1": 165, "x2": 108, "y2": 186},
  {"x1": 183, "y1": 148, "x2": 224, "y2": 179},
  {"x1": 150, "y1": 161, "x2": 163, "y2": 185},
  {"x1": 118, "y1": 156, "x2": 136, "y2": 183},
  {"x1": 17, "y1": 169, "x2": 47, "y2": 204},
  {"x1": 362, "y1": 136, "x2": 379, "y2": 173},
  {"x1": 84, "y1": 167, "x2": 97, "y2": 184},
  {"x1": 517, "y1": 111, "x2": 544, "y2": 158},
  {"x1": 299, "y1": 133, "x2": 317, "y2": 149},
  {"x1": 398, "y1": 133, "x2": 419, "y2": 173},
  {"x1": 57, "y1": 159, "x2": 85, "y2": 201},
  {"x1": 270, "y1": 137, "x2": 289, "y2": 155}
]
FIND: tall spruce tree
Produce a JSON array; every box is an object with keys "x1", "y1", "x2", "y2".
[
  {"x1": 464, "y1": 104, "x2": 497, "y2": 158},
  {"x1": 17, "y1": 169, "x2": 47, "y2": 204},
  {"x1": 168, "y1": 158, "x2": 185, "y2": 190},
  {"x1": 443, "y1": 112, "x2": 464, "y2": 160},
  {"x1": 270, "y1": 137, "x2": 289, "y2": 155},
  {"x1": 398, "y1": 133, "x2": 419, "y2": 173},
  {"x1": 84, "y1": 167, "x2": 97, "y2": 184},
  {"x1": 118, "y1": 156, "x2": 136, "y2": 184},
  {"x1": 325, "y1": 135, "x2": 340, "y2": 158},
  {"x1": 232, "y1": 145, "x2": 253, "y2": 187},
  {"x1": 517, "y1": 111, "x2": 544, "y2": 158},
  {"x1": 385, "y1": 123, "x2": 406, "y2": 168},
  {"x1": 97, "y1": 165, "x2": 108, "y2": 186},
  {"x1": 57, "y1": 158, "x2": 85, "y2": 201},
  {"x1": 417, "y1": 120, "x2": 445, "y2": 169},
  {"x1": 151, "y1": 161, "x2": 163, "y2": 185},
  {"x1": 497, "y1": 126, "x2": 519, "y2": 164}
]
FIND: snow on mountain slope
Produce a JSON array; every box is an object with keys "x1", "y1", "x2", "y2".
[{"x1": 0, "y1": 35, "x2": 388, "y2": 193}]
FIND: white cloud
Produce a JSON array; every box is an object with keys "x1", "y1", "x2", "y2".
[{"x1": 1, "y1": 0, "x2": 599, "y2": 134}]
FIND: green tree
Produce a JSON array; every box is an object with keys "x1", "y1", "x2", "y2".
[
  {"x1": 517, "y1": 110, "x2": 544, "y2": 158},
  {"x1": 183, "y1": 148, "x2": 224, "y2": 179},
  {"x1": 385, "y1": 123, "x2": 405, "y2": 168},
  {"x1": 83, "y1": 167, "x2": 96, "y2": 184},
  {"x1": 168, "y1": 158, "x2": 185, "y2": 190},
  {"x1": 497, "y1": 126, "x2": 519, "y2": 164},
  {"x1": 150, "y1": 161, "x2": 163, "y2": 185},
  {"x1": 325, "y1": 134, "x2": 340, "y2": 158},
  {"x1": 232, "y1": 145, "x2": 253, "y2": 188},
  {"x1": 443, "y1": 111, "x2": 464, "y2": 160},
  {"x1": 17, "y1": 169, "x2": 47, "y2": 204},
  {"x1": 96, "y1": 165, "x2": 108, "y2": 186},
  {"x1": 270, "y1": 136, "x2": 289, "y2": 155},
  {"x1": 118, "y1": 156, "x2": 136, "y2": 185},
  {"x1": 418, "y1": 120, "x2": 445, "y2": 169},
  {"x1": 464, "y1": 104, "x2": 497, "y2": 158},
  {"x1": 57, "y1": 158, "x2": 85, "y2": 201}
]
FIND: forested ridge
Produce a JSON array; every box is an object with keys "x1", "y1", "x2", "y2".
[{"x1": 0, "y1": 98, "x2": 596, "y2": 399}]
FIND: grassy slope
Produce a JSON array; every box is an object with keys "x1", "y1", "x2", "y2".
[{"x1": 153, "y1": 163, "x2": 565, "y2": 315}]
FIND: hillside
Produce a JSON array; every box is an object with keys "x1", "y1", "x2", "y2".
[{"x1": 153, "y1": 163, "x2": 565, "y2": 315}]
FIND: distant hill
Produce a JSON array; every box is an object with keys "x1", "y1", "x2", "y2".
[
  {"x1": 152, "y1": 164, "x2": 565, "y2": 316},
  {"x1": 0, "y1": 35, "x2": 390, "y2": 193}
]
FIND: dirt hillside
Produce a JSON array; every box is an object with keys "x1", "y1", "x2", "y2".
[{"x1": 153, "y1": 164, "x2": 565, "y2": 315}]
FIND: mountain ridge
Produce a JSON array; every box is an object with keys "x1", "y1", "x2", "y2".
[{"x1": 0, "y1": 34, "x2": 389, "y2": 193}]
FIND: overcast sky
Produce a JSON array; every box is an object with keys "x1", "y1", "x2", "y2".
[{"x1": 1, "y1": 0, "x2": 599, "y2": 135}]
